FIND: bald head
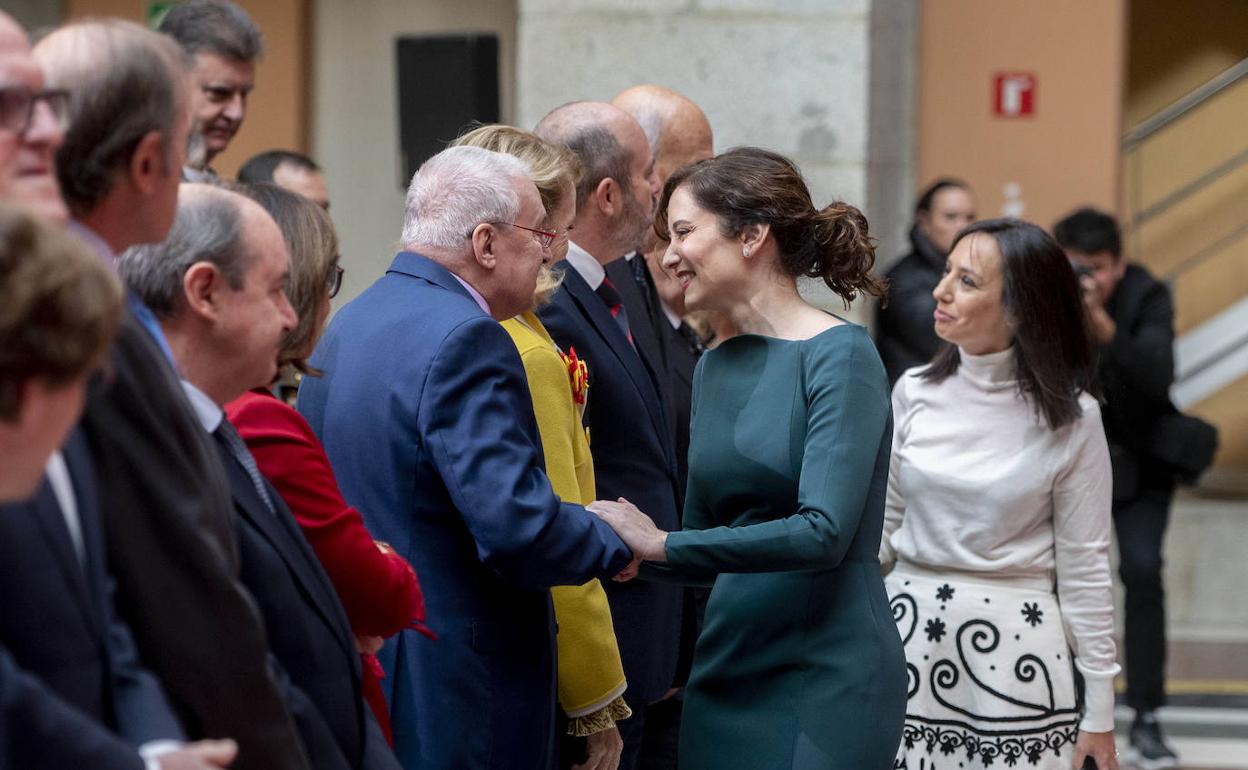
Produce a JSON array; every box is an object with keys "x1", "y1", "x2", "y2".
[
  {"x1": 0, "y1": 11, "x2": 66, "y2": 223},
  {"x1": 612, "y1": 84, "x2": 712, "y2": 189},
  {"x1": 534, "y1": 101, "x2": 658, "y2": 259}
]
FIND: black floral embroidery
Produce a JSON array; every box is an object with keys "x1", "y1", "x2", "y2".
[
  {"x1": 925, "y1": 617, "x2": 947, "y2": 643},
  {"x1": 936, "y1": 584, "x2": 955, "y2": 602},
  {"x1": 1021, "y1": 602, "x2": 1043, "y2": 627}
]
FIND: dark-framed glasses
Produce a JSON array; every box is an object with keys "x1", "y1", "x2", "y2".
[
  {"x1": 327, "y1": 263, "x2": 345, "y2": 298},
  {"x1": 0, "y1": 86, "x2": 70, "y2": 135}
]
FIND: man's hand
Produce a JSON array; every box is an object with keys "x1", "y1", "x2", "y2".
[
  {"x1": 571, "y1": 726, "x2": 623, "y2": 770},
  {"x1": 355, "y1": 634, "x2": 385, "y2": 655},
  {"x1": 156, "y1": 740, "x2": 238, "y2": 769},
  {"x1": 613, "y1": 557, "x2": 641, "y2": 583},
  {"x1": 587, "y1": 498, "x2": 668, "y2": 562},
  {"x1": 1079, "y1": 274, "x2": 1116, "y2": 345}
]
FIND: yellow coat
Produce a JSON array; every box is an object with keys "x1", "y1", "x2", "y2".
[{"x1": 501, "y1": 312, "x2": 629, "y2": 724}]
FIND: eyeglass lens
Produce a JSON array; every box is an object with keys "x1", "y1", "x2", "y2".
[{"x1": 0, "y1": 88, "x2": 70, "y2": 135}]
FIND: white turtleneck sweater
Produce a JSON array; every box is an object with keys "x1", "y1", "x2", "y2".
[{"x1": 880, "y1": 348, "x2": 1120, "y2": 733}]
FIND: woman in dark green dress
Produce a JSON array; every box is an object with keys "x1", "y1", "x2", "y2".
[{"x1": 590, "y1": 147, "x2": 906, "y2": 769}]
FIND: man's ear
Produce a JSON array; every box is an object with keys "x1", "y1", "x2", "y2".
[
  {"x1": 182, "y1": 261, "x2": 222, "y2": 321},
  {"x1": 128, "y1": 130, "x2": 167, "y2": 195},
  {"x1": 595, "y1": 177, "x2": 618, "y2": 218},
  {"x1": 470, "y1": 222, "x2": 499, "y2": 269}
]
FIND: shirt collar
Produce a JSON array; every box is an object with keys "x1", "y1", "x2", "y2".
[
  {"x1": 565, "y1": 241, "x2": 606, "y2": 290},
  {"x1": 179, "y1": 379, "x2": 224, "y2": 433},
  {"x1": 68, "y1": 220, "x2": 116, "y2": 271},
  {"x1": 449, "y1": 273, "x2": 491, "y2": 316}
]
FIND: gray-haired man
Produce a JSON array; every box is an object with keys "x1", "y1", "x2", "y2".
[
  {"x1": 159, "y1": 0, "x2": 263, "y2": 180},
  {"x1": 35, "y1": 18, "x2": 311, "y2": 770}
]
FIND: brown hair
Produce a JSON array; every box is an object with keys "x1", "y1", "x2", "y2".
[
  {"x1": 0, "y1": 205, "x2": 123, "y2": 419},
  {"x1": 452, "y1": 124, "x2": 583, "y2": 306},
  {"x1": 656, "y1": 146, "x2": 884, "y2": 306},
  {"x1": 232, "y1": 182, "x2": 338, "y2": 374}
]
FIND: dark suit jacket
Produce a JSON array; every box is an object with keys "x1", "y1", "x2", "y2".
[
  {"x1": 297, "y1": 252, "x2": 632, "y2": 769},
  {"x1": 538, "y1": 259, "x2": 685, "y2": 706},
  {"x1": 78, "y1": 309, "x2": 308, "y2": 770},
  {"x1": 0, "y1": 430, "x2": 183, "y2": 747},
  {"x1": 1100, "y1": 264, "x2": 1177, "y2": 497},
  {"x1": 0, "y1": 643, "x2": 145, "y2": 770},
  {"x1": 214, "y1": 428, "x2": 398, "y2": 770}
]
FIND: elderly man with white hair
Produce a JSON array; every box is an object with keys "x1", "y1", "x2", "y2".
[{"x1": 297, "y1": 145, "x2": 634, "y2": 770}]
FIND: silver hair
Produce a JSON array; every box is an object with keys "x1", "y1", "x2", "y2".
[
  {"x1": 399, "y1": 145, "x2": 532, "y2": 251},
  {"x1": 119, "y1": 189, "x2": 251, "y2": 319}
]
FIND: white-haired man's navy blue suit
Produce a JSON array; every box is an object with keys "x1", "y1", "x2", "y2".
[{"x1": 298, "y1": 251, "x2": 633, "y2": 769}]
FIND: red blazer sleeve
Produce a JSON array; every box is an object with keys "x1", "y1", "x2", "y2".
[{"x1": 225, "y1": 391, "x2": 426, "y2": 637}]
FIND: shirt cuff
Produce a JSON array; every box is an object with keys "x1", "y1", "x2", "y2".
[
  {"x1": 140, "y1": 740, "x2": 184, "y2": 770},
  {"x1": 1079, "y1": 674, "x2": 1118, "y2": 733}
]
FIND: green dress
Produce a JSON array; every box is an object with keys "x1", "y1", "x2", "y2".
[{"x1": 651, "y1": 324, "x2": 906, "y2": 769}]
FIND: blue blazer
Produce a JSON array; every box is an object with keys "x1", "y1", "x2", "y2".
[
  {"x1": 537, "y1": 261, "x2": 685, "y2": 706},
  {"x1": 298, "y1": 252, "x2": 632, "y2": 770},
  {"x1": 0, "y1": 430, "x2": 183, "y2": 747},
  {"x1": 213, "y1": 433, "x2": 398, "y2": 770}
]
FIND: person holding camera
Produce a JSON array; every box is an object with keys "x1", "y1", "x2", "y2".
[{"x1": 1054, "y1": 207, "x2": 1180, "y2": 769}]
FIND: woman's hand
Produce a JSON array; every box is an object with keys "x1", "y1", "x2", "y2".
[
  {"x1": 1072, "y1": 729, "x2": 1118, "y2": 770},
  {"x1": 571, "y1": 725, "x2": 623, "y2": 770},
  {"x1": 587, "y1": 497, "x2": 668, "y2": 562}
]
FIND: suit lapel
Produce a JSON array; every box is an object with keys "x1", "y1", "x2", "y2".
[
  {"x1": 559, "y1": 266, "x2": 671, "y2": 450},
  {"x1": 28, "y1": 479, "x2": 100, "y2": 633},
  {"x1": 213, "y1": 438, "x2": 356, "y2": 661},
  {"x1": 62, "y1": 431, "x2": 110, "y2": 628}
]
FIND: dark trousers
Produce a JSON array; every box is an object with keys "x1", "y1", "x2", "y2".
[
  {"x1": 616, "y1": 695, "x2": 682, "y2": 770},
  {"x1": 1113, "y1": 482, "x2": 1173, "y2": 712}
]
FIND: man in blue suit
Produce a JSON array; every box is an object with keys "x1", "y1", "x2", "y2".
[
  {"x1": 298, "y1": 145, "x2": 634, "y2": 769},
  {"x1": 534, "y1": 102, "x2": 685, "y2": 770}
]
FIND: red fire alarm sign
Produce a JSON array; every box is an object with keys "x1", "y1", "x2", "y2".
[{"x1": 993, "y1": 72, "x2": 1036, "y2": 117}]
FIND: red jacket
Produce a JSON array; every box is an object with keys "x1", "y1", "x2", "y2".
[{"x1": 225, "y1": 388, "x2": 428, "y2": 743}]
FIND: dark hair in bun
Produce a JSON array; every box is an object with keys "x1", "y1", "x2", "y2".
[{"x1": 655, "y1": 146, "x2": 884, "y2": 305}]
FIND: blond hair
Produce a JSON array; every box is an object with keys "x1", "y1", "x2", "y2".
[{"x1": 451, "y1": 125, "x2": 583, "y2": 306}]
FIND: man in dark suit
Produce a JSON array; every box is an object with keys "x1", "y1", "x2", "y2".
[
  {"x1": 121, "y1": 183, "x2": 399, "y2": 770},
  {"x1": 610, "y1": 84, "x2": 714, "y2": 495},
  {"x1": 0, "y1": 29, "x2": 234, "y2": 762},
  {"x1": 535, "y1": 101, "x2": 685, "y2": 770},
  {"x1": 298, "y1": 146, "x2": 633, "y2": 769},
  {"x1": 35, "y1": 20, "x2": 309, "y2": 769}
]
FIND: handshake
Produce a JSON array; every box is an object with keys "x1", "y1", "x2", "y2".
[{"x1": 587, "y1": 498, "x2": 668, "y2": 581}]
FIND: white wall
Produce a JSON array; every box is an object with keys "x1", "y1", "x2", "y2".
[
  {"x1": 516, "y1": 0, "x2": 873, "y2": 314},
  {"x1": 311, "y1": 0, "x2": 518, "y2": 306}
]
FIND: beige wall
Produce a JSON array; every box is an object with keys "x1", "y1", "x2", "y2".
[
  {"x1": 64, "y1": 0, "x2": 309, "y2": 180},
  {"x1": 916, "y1": 0, "x2": 1126, "y2": 228},
  {"x1": 310, "y1": 0, "x2": 517, "y2": 307}
]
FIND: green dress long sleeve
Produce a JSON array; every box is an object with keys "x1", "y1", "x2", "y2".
[{"x1": 660, "y1": 324, "x2": 906, "y2": 769}]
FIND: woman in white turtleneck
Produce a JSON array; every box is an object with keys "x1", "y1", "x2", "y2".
[{"x1": 880, "y1": 219, "x2": 1120, "y2": 770}]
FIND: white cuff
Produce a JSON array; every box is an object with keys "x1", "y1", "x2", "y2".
[
  {"x1": 1078, "y1": 674, "x2": 1117, "y2": 733},
  {"x1": 139, "y1": 740, "x2": 184, "y2": 770}
]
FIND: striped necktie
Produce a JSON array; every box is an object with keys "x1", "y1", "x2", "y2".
[
  {"x1": 595, "y1": 277, "x2": 633, "y2": 345},
  {"x1": 216, "y1": 419, "x2": 276, "y2": 514}
]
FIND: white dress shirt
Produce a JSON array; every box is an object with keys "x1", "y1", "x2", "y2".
[{"x1": 565, "y1": 241, "x2": 606, "y2": 290}]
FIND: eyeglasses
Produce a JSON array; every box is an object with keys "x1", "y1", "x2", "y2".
[
  {"x1": 327, "y1": 264, "x2": 344, "y2": 298},
  {"x1": 0, "y1": 86, "x2": 70, "y2": 136},
  {"x1": 489, "y1": 221, "x2": 559, "y2": 249}
]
